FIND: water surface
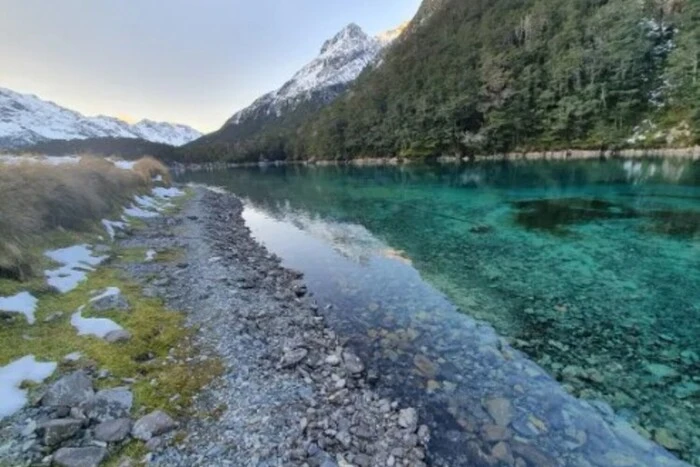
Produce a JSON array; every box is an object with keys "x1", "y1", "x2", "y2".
[{"x1": 179, "y1": 159, "x2": 699, "y2": 465}]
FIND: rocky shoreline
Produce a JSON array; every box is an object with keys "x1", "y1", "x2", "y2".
[{"x1": 117, "y1": 188, "x2": 430, "y2": 466}]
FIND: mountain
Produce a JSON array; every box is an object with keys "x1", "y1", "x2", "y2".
[
  {"x1": 185, "y1": 23, "x2": 402, "y2": 162},
  {"x1": 0, "y1": 87, "x2": 201, "y2": 149},
  {"x1": 292, "y1": 0, "x2": 699, "y2": 160},
  {"x1": 182, "y1": 0, "x2": 699, "y2": 165}
]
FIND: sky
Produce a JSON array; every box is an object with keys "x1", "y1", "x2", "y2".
[{"x1": 0, "y1": 0, "x2": 420, "y2": 133}]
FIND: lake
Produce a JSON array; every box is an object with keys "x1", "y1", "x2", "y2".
[{"x1": 178, "y1": 159, "x2": 699, "y2": 466}]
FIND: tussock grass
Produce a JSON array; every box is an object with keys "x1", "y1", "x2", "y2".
[{"x1": 0, "y1": 155, "x2": 169, "y2": 280}]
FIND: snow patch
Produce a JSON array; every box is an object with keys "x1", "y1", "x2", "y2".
[
  {"x1": 0, "y1": 155, "x2": 81, "y2": 166},
  {"x1": 0, "y1": 292, "x2": 38, "y2": 324},
  {"x1": 102, "y1": 219, "x2": 126, "y2": 240},
  {"x1": 89, "y1": 287, "x2": 121, "y2": 303},
  {"x1": 123, "y1": 205, "x2": 160, "y2": 218},
  {"x1": 71, "y1": 306, "x2": 123, "y2": 338},
  {"x1": 112, "y1": 160, "x2": 137, "y2": 170},
  {"x1": 145, "y1": 250, "x2": 157, "y2": 262},
  {"x1": 0, "y1": 356, "x2": 56, "y2": 419},
  {"x1": 153, "y1": 187, "x2": 184, "y2": 199},
  {"x1": 44, "y1": 245, "x2": 108, "y2": 293}
]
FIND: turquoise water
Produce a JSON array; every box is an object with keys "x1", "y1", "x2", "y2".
[{"x1": 179, "y1": 159, "x2": 699, "y2": 465}]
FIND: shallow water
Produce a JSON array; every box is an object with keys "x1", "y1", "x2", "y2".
[{"x1": 179, "y1": 159, "x2": 699, "y2": 465}]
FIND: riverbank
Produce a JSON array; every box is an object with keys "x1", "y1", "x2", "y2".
[
  {"x1": 172, "y1": 146, "x2": 700, "y2": 172},
  {"x1": 114, "y1": 187, "x2": 431, "y2": 466}
]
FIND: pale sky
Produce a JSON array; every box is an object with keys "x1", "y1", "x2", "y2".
[{"x1": 0, "y1": 0, "x2": 420, "y2": 132}]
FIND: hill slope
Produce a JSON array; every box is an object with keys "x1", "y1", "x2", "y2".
[
  {"x1": 0, "y1": 87, "x2": 201, "y2": 148},
  {"x1": 293, "y1": 0, "x2": 699, "y2": 160}
]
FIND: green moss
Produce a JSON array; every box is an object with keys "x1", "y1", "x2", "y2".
[{"x1": 0, "y1": 266, "x2": 220, "y2": 417}]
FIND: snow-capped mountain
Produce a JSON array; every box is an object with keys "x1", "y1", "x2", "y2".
[
  {"x1": 224, "y1": 23, "x2": 398, "y2": 128},
  {"x1": 0, "y1": 87, "x2": 201, "y2": 148}
]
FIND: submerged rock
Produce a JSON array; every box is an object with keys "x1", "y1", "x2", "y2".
[{"x1": 484, "y1": 397, "x2": 513, "y2": 427}]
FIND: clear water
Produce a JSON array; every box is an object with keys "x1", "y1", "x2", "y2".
[{"x1": 178, "y1": 159, "x2": 699, "y2": 465}]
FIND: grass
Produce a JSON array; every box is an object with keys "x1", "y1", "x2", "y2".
[
  {"x1": 0, "y1": 156, "x2": 221, "y2": 463},
  {"x1": 0, "y1": 267, "x2": 221, "y2": 418},
  {"x1": 0, "y1": 155, "x2": 169, "y2": 280}
]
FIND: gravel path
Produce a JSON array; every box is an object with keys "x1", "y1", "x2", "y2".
[{"x1": 119, "y1": 188, "x2": 429, "y2": 466}]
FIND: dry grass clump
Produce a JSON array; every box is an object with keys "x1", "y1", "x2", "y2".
[
  {"x1": 133, "y1": 156, "x2": 172, "y2": 185},
  {"x1": 0, "y1": 155, "x2": 170, "y2": 280}
]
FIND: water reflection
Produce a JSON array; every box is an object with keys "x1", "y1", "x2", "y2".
[{"x1": 178, "y1": 159, "x2": 700, "y2": 465}]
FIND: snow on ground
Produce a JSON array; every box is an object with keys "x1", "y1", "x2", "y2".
[
  {"x1": 44, "y1": 245, "x2": 108, "y2": 293},
  {"x1": 89, "y1": 287, "x2": 121, "y2": 303},
  {"x1": 63, "y1": 352, "x2": 82, "y2": 362},
  {"x1": 153, "y1": 187, "x2": 185, "y2": 199},
  {"x1": 102, "y1": 219, "x2": 126, "y2": 240},
  {"x1": 145, "y1": 250, "x2": 157, "y2": 262},
  {"x1": 0, "y1": 356, "x2": 56, "y2": 419},
  {"x1": 0, "y1": 292, "x2": 38, "y2": 324},
  {"x1": 123, "y1": 204, "x2": 160, "y2": 218},
  {"x1": 111, "y1": 159, "x2": 137, "y2": 170},
  {"x1": 71, "y1": 306, "x2": 123, "y2": 338}
]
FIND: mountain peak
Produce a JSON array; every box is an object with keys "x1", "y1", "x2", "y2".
[{"x1": 320, "y1": 23, "x2": 371, "y2": 55}]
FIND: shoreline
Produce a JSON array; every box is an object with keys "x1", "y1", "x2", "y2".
[
  {"x1": 173, "y1": 146, "x2": 700, "y2": 172},
  {"x1": 117, "y1": 188, "x2": 431, "y2": 466}
]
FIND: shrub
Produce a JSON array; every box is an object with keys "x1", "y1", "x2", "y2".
[{"x1": 0, "y1": 155, "x2": 169, "y2": 280}]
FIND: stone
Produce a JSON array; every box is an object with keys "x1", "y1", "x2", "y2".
[
  {"x1": 342, "y1": 350, "x2": 364, "y2": 375},
  {"x1": 481, "y1": 423, "x2": 510, "y2": 441},
  {"x1": 485, "y1": 397, "x2": 513, "y2": 427},
  {"x1": 646, "y1": 363, "x2": 678, "y2": 380},
  {"x1": 132, "y1": 410, "x2": 177, "y2": 441},
  {"x1": 398, "y1": 407, "x2": 419, "y2": 432},
  {"x1": 90, "y1": 289, "x2": 130, "y2": 312},
  {"x1": 654, "y1": 428, "x2": 682, "y2": 451},
  {"x1": 413, "y1": 354, "x2": 439, "y2": 379},
  {"x1": 82, "y1": 387, "x2": 133, "y2": 422},
  {"x1": 36, "y1": 418, "x2": 83, "y2": 446},
  {"x1": 325, "y1": 354, "x2": 341, "y2": 366},
  {"x1": 145, "y1": 436, "x2": 165, "y2": 452},
  {"x1": 417, "y1": 424, "x2": 430, "y2": 444},
  {"x1": 94, "y1": 418, "x2": 132, "y2": 442},
  {"x1": 104, "y1": 329, "x2": 132, "y2": 343},
  {"x1": 511, "y1": 441, "x2": 558, "y2": 467},
  {"x1": 672, "y1": 381, "x2": 700, "y2": 399},
  {"x1": 281, "y1": 348, "x2": 308, "y2": 368},
  {"x1": 53, "y1": 446, "x2": 107, "y2": 467},
  {"x1": 491, "y1": 441, "x2": 514, "y2": 465},
  {"x1": 42, "y1": 371, "x2": 94, "y2": 408}
]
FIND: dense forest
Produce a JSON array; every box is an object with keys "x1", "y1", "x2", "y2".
[{"x1": 183, "y1": 0, "x2": 699, "y2": 163}]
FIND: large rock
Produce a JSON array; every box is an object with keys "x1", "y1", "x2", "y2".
[
  {"x1": 42, "y1": 371, "x2": 94, "y2": 408},
  {"x1": 53, "y1": 446, "x2": 107, "y2": 467},
  {"x1": 132, "y1": 410, "x2": 176, "y2": 441},
  {"x1": 36, "y1": 418, "x2": 83, "y2": 446},
  {"x1": 94, "y1": 418, "x2": 132, "y2": 443},
  {"x1": 82, "y1": 387, "x2": 133, "y2": 422}
]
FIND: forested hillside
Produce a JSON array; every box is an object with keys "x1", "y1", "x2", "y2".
[{"x1": 182, "y1": 0, "x2": 699, "y2": 163}]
